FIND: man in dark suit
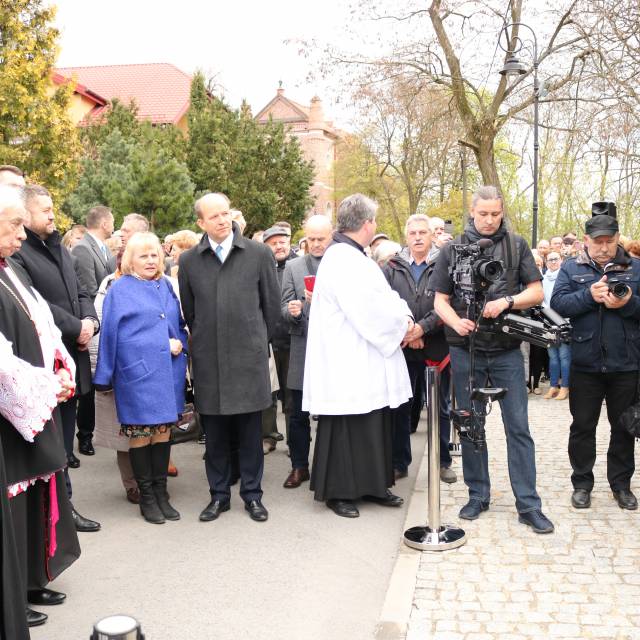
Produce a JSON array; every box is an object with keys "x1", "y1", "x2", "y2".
[
  {"x1": 72, "y1": 205, "x2": 115, "y2": 455},
  {"x1": 179, "y1": 192, "x2": 280, "y2": 523},
  {"x1": 12, "y1": 184, "x2": 101, "y2": 533}
]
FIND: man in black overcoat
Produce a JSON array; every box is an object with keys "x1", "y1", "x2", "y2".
[
  {"x1": 12, "y1": 185, "x2": 101, "y2": 533},
  {"x1": 179, "y1": 192, "x2": 280, "y2": 523}
]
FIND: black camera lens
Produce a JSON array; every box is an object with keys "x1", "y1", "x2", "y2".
[
  {"x1": 609, "y1": 281, "x2": 630, "y2": 299},
  {"x1": 477, "y1": 259, "x2": 504, "y2": 282}
]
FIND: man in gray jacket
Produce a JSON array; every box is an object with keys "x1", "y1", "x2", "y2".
[
  {"x1": 72, "y1": 205, "x2": 115, "y2": 456},
  {"x1": 280, "y1": 215, "x2": 333, "y2": 488}
]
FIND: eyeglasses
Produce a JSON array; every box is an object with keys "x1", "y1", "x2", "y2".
[{"x1": 547, "y1": 257, "x2": 560, "y2": 262}]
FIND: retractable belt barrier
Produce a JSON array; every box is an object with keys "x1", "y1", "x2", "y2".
[{"x1": 404, "y1": 366, "x2": 467, "y2": 551}]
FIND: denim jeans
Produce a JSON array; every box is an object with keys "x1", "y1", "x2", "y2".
[
  {"x1": 548, "y1": 344, "x2": 571, "y2": 387},
  {"x1": 392, "y1": 360, "x2": 452, "y2": 473},
  {"x1": 450, "y1": 346, "x2": 542, "y2": 513}
]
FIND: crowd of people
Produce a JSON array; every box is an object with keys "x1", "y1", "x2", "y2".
[{"x1": 0, "y1": 161, "x2": 639, "y2": 637}]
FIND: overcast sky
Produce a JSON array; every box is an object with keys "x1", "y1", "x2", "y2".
[{"x1": 53, "y1": 0, "x2": 353, "y2": 121}]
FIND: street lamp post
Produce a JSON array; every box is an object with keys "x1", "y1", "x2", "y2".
[{"x1": 499, "y1": 23, "x2": 540, "y2": 248}]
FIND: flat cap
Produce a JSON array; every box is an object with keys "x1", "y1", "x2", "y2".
[{"x1": 263, "y1": 226, "x2": 291, "y2": 242}]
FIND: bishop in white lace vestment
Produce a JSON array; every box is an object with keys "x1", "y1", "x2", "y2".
[{"x1": 0, "y1": 189, "x2": 80, "y2": 621}]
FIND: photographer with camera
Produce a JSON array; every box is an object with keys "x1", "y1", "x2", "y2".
[
  {"x1": 550, "y1": 208, "x2": 640, "y2": 511},
  {"x1": 430, "y1": 186, "x2": 554, "y2": 533}
]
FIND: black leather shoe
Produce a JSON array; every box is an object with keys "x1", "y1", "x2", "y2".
[
  {"x1": 571, "y1": 489, "x2": 591, "y2": 509},
  {"x1": 363, "y1": 490, "x2": 404, "y2": 507},
  {"x1": 199, "y1": 499, "x2": 230, "y2": 522},
  {"x1": 71, "y1": 507, "x2": 101, "y2": 532},
  {"x1": 459, "y1": 499, "x2": 490, "y2": 520},
  {"x1": 26, "y1": 607, "x2": 47, "y2": 627},
  {"x1": 326, "y1": 499, "x2": 360, "y2": 518},
  {"x1": 78, "y1": 440, "x2": 95, "y2": 456},
  {"x1": 67, "y1": 453, "x2": 80, "y2": 469},
  {"x1": 244, "y1": 499, "x2": 268, "y2": 522},
  {"x1": 269, "y1": 431, "x2": 284, "y2": 442},
  {"x1": 27, "y1": 588, "x2": 66, "y2": 606},
  {"x1": 613, "y1": 489, "x2": 638, "y2": 510},
  {"x1": 518, "y1": 509, "x2": 554, "y2": 534}
]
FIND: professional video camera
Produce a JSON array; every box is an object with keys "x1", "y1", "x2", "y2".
[
  {"x1": 449, "y1": 239, "x2": 504, "y2": 300},
  {"x1": 448, "y1": 239, "x2": 572, "y2": 449}
]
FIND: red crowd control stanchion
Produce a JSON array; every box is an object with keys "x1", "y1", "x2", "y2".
[{"x1": 404, "y1": 366, "x2": 467, "y2": 552}]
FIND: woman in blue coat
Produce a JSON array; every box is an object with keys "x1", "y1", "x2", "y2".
[{"x1": 94, "y1": 233, "x2": 188, "y2": 524}]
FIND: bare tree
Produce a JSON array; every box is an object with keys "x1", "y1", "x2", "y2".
[
  {"x1": 319, "y1": 0, "x2": 597, "y2": 198},
  {"x1": 353, "y1": 76, "x2": 461, "y2": 232}
]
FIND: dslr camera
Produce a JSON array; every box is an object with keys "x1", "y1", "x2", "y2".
[{"x1": 604, "y1": 263, "x2": 631, "y2": 299}]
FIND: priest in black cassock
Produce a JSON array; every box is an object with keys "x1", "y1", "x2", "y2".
[
  {"x1": 0, "y1": 185, "x2": 80, "y2": 629},
  {"x1": 302, "y1": 194, "x2": 414, "y2": 518}
]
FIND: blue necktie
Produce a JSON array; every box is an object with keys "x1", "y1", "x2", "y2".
[
  {"x1": 215, "y1": 245, "x2": 224, "y2": 262},
  {"x1": 101, "y1": 244, "x2": 108, "y2": 261}
]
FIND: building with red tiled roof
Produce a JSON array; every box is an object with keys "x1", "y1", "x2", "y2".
[
  {"x1": 256, "y1": 85, "x2": 343, "y2": 217},
  {"x1": 54, "y1": 63, "x2": 193, "y2": 131}
]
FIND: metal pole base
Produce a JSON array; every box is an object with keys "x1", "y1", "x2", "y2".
[{"x1": 403, "y1": 524, "x2": 467, "y2": 552}]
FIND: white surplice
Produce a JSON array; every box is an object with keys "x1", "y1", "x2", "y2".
[{"x1": 302, "y1": 241, "x2": 412, "y2": 415}]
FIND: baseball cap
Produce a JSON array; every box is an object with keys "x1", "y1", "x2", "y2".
[
  {"x1": 263, "y1": 226, "x2": 290, "y2": 242},
  {"x1": 585, "y1": 215, "x2": 619, "y2": 238}
]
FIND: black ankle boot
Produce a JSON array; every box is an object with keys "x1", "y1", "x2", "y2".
[
  {"x1": 151, "y1": 442, "x2": 180, "y2": 521},
  {"x1": 129, "y1": 445, "x2": 165, "y2": 524}
]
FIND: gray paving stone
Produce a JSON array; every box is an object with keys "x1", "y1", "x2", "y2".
[{"x1": 407, "y1": 389, "x2": 640, "y2": 639}]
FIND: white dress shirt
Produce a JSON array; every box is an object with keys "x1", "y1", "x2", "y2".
[{"x1": 208, "y1": 232, "x2": 234, "y2": 263}]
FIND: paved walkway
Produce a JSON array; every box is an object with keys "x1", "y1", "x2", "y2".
[
  {"x1": 30, "y1": 419, "x2": 427, "y2": 640},
  {"x1": 379, "y1": 386, "x2": 640, "y2": 640}
]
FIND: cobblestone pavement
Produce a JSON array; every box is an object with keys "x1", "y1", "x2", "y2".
[{"x1": 405, "y1": 387, "x2": 640, "y2": 640}]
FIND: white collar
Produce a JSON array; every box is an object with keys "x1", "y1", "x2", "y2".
[{"x1": 208, "y1": 232, "x2": 233, "y2": 258}]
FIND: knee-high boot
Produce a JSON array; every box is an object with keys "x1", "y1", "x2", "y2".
[
  {"x1": 151, "y1": 442, "x2": 180, "y2": 521},
  {"x1": 129, "y1": 445, "x2": 165, "y2": 524}
]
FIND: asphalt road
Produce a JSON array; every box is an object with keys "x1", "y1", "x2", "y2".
[{"x1": 30, "y1": 418, "x2": 427, "y2": 640}]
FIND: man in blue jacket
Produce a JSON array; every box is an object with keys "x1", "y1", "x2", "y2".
[{"x1": 551, "y1": 212, "x2": 640, "y2": 511}]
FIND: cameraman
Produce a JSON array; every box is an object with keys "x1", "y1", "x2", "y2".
[
  {"x1": 430, "y1": 186, "x2": 554, "y2": 534},
  {"x1": 551, "y1": 213, "x2": 640, "y2": 511}
]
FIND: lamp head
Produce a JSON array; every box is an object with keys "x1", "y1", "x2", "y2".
[{"x1": 499, "y1": 54, "x2": 527, "y2": 77}]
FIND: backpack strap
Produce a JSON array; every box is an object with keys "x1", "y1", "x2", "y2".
[{"x1": 500, "y1": 232, "x2": 520, "y2": 292}]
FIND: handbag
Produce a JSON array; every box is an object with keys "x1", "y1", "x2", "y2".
[
  {"x1": 619, "y1": 373, "x2": 640, "y2": 439},
  {"x1": 170, "y1": 403, "x2": 202, "y2": 444}
]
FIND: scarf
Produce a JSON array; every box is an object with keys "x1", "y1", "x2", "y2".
[{"x1": 462, "y1": 220, "x2": 508, "y2": 245}]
